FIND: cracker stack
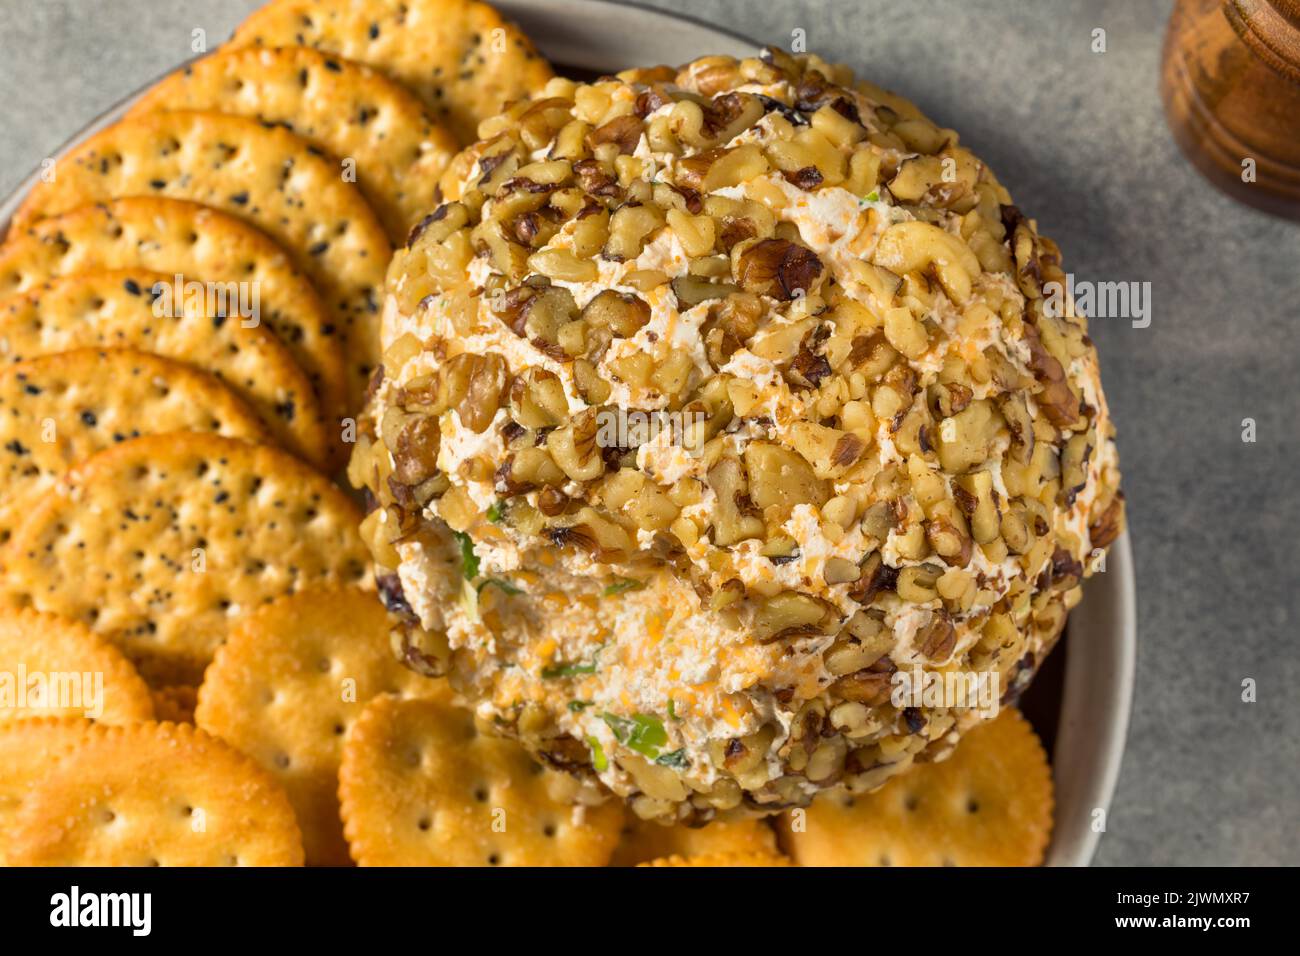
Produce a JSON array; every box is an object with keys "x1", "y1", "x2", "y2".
[
  {"x1": 0, "y1": 0, "x2": 564, "y2": 869},
  {"x1": 0, "y1": 0, "x2": 555, "y2": 660},
  {"x1": 0, "y1": 1, "x2": 1055, "y2": 868}
]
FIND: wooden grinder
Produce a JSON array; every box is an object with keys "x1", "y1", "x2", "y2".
[{"x1": 1162, "y1": 0, "x2": 1300, "y2": 219}]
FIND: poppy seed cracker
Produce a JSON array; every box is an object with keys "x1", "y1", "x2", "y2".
[
  {"x1": 229, "y1": 0, "x2": 554, "y2": 144},
  {"x1": 0, "y1": 433, "x2": 369, "y2": 684},
  {"x1": 0, "y1": 197, "x2": 349, "y2": 440},
  {"x1": 0, "y1": 347, "x2": 269, "y2": 549},
  {"x1": 0, "y1": 270, "x2": 328, "y2": 467},
  {"x1": 12, "y1": 110, "x2": 391, "y2": 411},
  {"x1": 129, "y1": 46, "x2": 458, "y2": 243}
]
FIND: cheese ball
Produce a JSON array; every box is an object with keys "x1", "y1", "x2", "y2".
[{"x1": 349, "y1": 48, "x2": 1124, "y2": 823}]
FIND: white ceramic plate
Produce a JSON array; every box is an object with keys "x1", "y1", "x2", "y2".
[{"x1": 0, "y1": 0, "x2": 1135, "y2": 868}]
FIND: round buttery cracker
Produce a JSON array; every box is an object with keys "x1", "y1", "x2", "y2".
[
  {"x1": 339, "y1": 694, "x2": 623, "y2": 866},
  {"x1": 0, "y1": 270, "x2": 328, "y2": 467},
  {"x1": 0, "y1": 608, "x2": 153, "y2": 725},
  {"x1": 6, "y1": 721, "x2": 304, "y2": 866},
  {"x1": 229, "y1": 0, "x2": 554, "y2": 143},
  {"x1": 129, "y1": 46, "x2": 458, "y2": 242},
  {"x1": 781, "y1": 709, "x2": 1054, "y2": 867},
  {"x1": 610, "y1": 815, "x2": 779, "y2": 867},
  {"x1": 0, "y1": 717, "x2": 90, "y2": 863},
  {"x1": 151, "y1": 685, "x2": 198, "y2": 724},
  {"x1": 0, "y1": 433, "x2": 369, "y2": 686},
  {"x1": 12, "y1": 110, "x2": 391, "y2": 408},
  {"x1": 196, "y1": 586, "x2": 443, "y2": 866},
  {"x1": 0, "y1": 197, "x2": 348, "y2": 431},
  {"x1": 638, "y1": 851, "x2": 793, "y2": 867},
  {"x1": 0, "y1": 347, "x2": 269, "y2": 548}
]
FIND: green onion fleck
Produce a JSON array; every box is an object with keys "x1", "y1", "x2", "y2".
[
  {"x1": 655, "y1": 748, "x2": 688, "y2": 769},
  {"x1": 451, "y1": 531, "x2": 479, "y2": 581},
  {"x1": 477, "y1": 577, "x2": 523, "y2": 596},
  {"x1": 601, "y1": 712, "x2": 668, "y2": 759},
  {"x1": 542, "y1": 660, "x2": 597, "y2": 679},
  {"x1": 486, "y1": 501, "x2": 504, "y2": 523},
  {"x1": 602, "y1": 577, "x2": 645, "y2": 597},
  {"x1": 865, "y1": 190, "x2": 880, "y2": 202},
  {"x1": 568, "y1": 699, "x2": 594, "y2": 713},
  {"x1": 541, "y1": 645, "x2": 604, "y2": 680},
  {"x1": 587, "y1": 735, "x2": 608, "y2": 772},
  {"x1": 667, "y1": 698, "x2": 681, "y2": 722}
]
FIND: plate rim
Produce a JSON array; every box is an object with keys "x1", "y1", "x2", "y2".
[{"x1": 0, "y1": 0, "x2": 1136, "y2": 868}]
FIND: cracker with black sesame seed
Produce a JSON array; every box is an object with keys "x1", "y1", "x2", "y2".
[
  {"x1": 228, "y1": 0, "x2": 554, "y2": 144},
  {"x1": 196, "y1": 586, "x2": 445, "y2": 865},
  {"x1": 128, "y1": 47, "x2": 458, "y2": 243},
  {"x1": 0, "y1": 270, "x2": 328, "y2": 467},
  {"x1": 11, "y1": 111, "x2": 390, "y2": 410},
  {"x1": 0, "y1": 347, "x2": 269, "y2": 550},
  {"x1": 0, "y1": 197, "x2": 348, "y2": 438},
  {"x1": 779, "y1": 709, "x2": 1054, "y2": 867},
  {"x1": 338, "y1": 693, "x2": 622, "y2": 866},
  {"x1": 0, "y1": 433, "x2": 369, "y2": 685},
  {"x1": 4, "y1": 720, "x2": 304, "y2": 866}
]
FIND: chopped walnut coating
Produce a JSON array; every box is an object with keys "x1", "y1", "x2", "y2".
[{"x1": 354, "y1": 47, "x2": 1123, "y2": 823}]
